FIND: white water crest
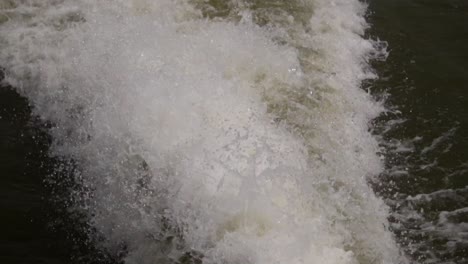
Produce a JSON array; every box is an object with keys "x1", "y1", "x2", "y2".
[{"x1": 0, "y1": 0, "x2": 405, "y2": 263}]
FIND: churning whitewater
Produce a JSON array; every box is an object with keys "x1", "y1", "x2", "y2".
[{"x1": 0, "y1": 0, "x2": 404, "y2": 263}]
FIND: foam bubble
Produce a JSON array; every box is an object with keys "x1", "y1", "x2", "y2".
[{"x1": 0, "y1": 0, "x2": 404, "y2": 263}]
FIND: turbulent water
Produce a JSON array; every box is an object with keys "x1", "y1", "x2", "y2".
[{"x1": 0, "y1": 0, "x2": 408, "y2": 263}]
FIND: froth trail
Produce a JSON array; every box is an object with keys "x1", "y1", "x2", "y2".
[{"x1": 0, "y1": 0, "x2": 405, "y2": 263}]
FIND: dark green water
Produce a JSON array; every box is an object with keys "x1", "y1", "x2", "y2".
[
  {"x1": 0, "y1": 84, "x2": 60, "y2": 263},
  {"x1": 367, "y1": 0, "x2": 468, "y2": 263},
  {"x1": 1, "y1": 0, "x2": 467, "y2": 263},
  {"x1": 0, "y1": 84, "x2": 118, "y2": 264}
]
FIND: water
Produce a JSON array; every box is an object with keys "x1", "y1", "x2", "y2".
[
  {"x1": 0, "y1": 0, "x2": 466, "y2": 263},
  {"x1": 367, "y1": 0, "x2": 468, "y2": 263}
]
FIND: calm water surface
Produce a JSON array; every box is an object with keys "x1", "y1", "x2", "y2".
[{"x1": 368, "y1": 0, "x2": 468, "y2": 262}]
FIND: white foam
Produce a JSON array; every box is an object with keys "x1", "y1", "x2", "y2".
[{"x1": 0, "y1": 0, "x2": 404, "y2": 263}]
